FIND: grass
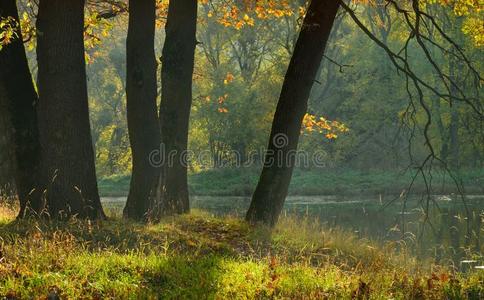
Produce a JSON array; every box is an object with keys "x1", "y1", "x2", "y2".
[
  {"x1": 98, "y1": 175, "x2": 131, "y2": 197},
  {"x1": 98, "y1": 168, "x2": 484, "y2": 197},
  {"x1": 0, "y1": 204, "x2": 483, "y2": 299}
]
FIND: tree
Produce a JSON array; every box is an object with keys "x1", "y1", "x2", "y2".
[
  {"x1": 36, "y1": 0, "x2": 105, "y2": 219},
  {"x1": 0, "y1": 79, "x2": 16, "y2": 197},
  {"x1": 154, "y1": 0, "x2": 198, "y2": 217},
  {"x1": 446, "y1": 14, "x2": 464, "y2": 171},
  {"x1": 246, "y1": 0, "x2": 341, "y2": 226},
  {"x1": 0, "y1": 0, "x2": 42, "y2": 217},
  {"x1": 123, "y1": 0, "x2": 161, "y2": 221}
]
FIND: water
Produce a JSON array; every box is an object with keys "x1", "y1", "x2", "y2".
[{"x1": 102, "y1": 194, "x2": 483, "y2": 264}]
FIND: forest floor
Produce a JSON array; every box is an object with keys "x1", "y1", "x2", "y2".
[
  {"x1": 0, "y1": 204, "x2": 482, "y2": 299},
  {"x1": 99, "y1": 168, "x2": 484, "y2": 197}
]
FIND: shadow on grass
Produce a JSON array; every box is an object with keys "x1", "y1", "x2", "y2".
[
  {"x1": 0, "y1": 213, "x2": 268, "y2": 255},
  {"x1": 0, "y1": 213, "x2": 270, "y2": 298}
]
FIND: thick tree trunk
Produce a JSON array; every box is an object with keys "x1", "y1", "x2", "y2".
[
  {"x1": 0, "y1": 0, "x2": 42, "y2": 217},
  {"x1": 246, "y1": 0, "x2": 340, "y2": 226},
  {"x1": 123, "y1": 0, "x2": 161, "y2": 221},
  {"x1": 36, "y1": 0, "x2": 105, "y2": 219},
  {"x1": 0, "y1": 80, "x2": 16, "y2": 197},
  {"x1": 154, "y1": 0, "x2": 198, "y2": 217}
]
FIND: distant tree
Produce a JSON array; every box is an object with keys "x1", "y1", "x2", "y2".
[
  {"x1": 246, "y1": 0, "x2": 341, "y2": 226},
  {"x1": 0, "y1": 0, "x2": 42, "y2": 217},
  {"x1": 445, "y1": 15, "x2": 464, "y2": 171},
  {"x1": 36, "y1": 0, "x2": 105, "y2": 219},
  {"x1": 153, "y1": 0, "x2": 198, "y2": 217},
  {"x1": 123, "y1": 0, "x2": 161, "y2": 221}
]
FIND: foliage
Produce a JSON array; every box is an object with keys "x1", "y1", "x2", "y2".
[
  {"x1": 428, "y1": 0, "x2": 484, "y2": 46},
  {"x1": 0, "y1": 16, "x2": 17, "y2": 50},
  {"x1": 302, "y1": 113, "x2": 349, "y2": 139},
  {"x1": 2, "y1": 0, "x2": 480, "y2": 179}
]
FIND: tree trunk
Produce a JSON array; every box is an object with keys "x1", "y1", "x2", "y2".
[
  {"x1": 0, "y1": 79, "x2": 16, "y2": 198},
  {"x1": 432, "y1": 95, "x2": 449, "y2": 163},
  {"x1": 123, "y1": 0, "x2": 161, "y2": 221},
  {"x1": 154, "y1": 0, "x2": 198, "y2": 218},
  {"x1": 246, "y1": 0, "x2": 340, "y2": 226},
  {"x1": 0, "y1": 0, "x2": 42, "y2": 217},
  {"x1": 447, "y1": 15, "x2": 463, "y2": 171},
  {"x1": 448, "y1": 56, "x2": 460, "y2": 170},
  {"x1": 36, "y1": 0, "x2": 105, "y2": 219}
]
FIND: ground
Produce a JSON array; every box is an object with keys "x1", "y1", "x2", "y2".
[{"x1": 0, "y1": 204, "x2": 482, "y2": 299}]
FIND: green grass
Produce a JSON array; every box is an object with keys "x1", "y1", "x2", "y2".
[
  {"x1": 98, "y1": 174, "x2": 131, "y2": 197},
  {"x1": 98, "y1": 168, "x2": 484, "y2": 197},
  {"x1": 0, "y1": 205, "x2": 482, "y2": 299}
]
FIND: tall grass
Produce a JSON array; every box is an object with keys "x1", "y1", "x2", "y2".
[{"x1": 0, "y1": 204, "x2": 482, "y2": 299}]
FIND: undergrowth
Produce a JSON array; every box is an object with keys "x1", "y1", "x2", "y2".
[{"x1": 0, "y1": 206, "x2": 482, "y2": 299}]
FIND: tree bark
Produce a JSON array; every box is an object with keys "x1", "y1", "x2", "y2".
[
  {"x1": 123, "y1": 0, "x2": 161, "y2": 221},
  {"x1": 0, "y1": 79, "x2": 16, "y2": 197},
  {"x1": 0, "y1": 0, "x2": 42, "y2": 217},
  {"x1": 246, "y1": 0, "x2": 340, "y2": 226},
  {"x1": 154, "y1": 0, "x2": 198, "y2": 218},
  {"x1": 36, "y1": 0, "x2": 105, "y2": 219}
]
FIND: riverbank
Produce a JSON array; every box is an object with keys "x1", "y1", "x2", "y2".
[
  {"x1": 98, "y1": 168, "x2": 483, "y2": 197},
  {"x1": 0, "y1": 206, "x2": 482, "y2": 299}
]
